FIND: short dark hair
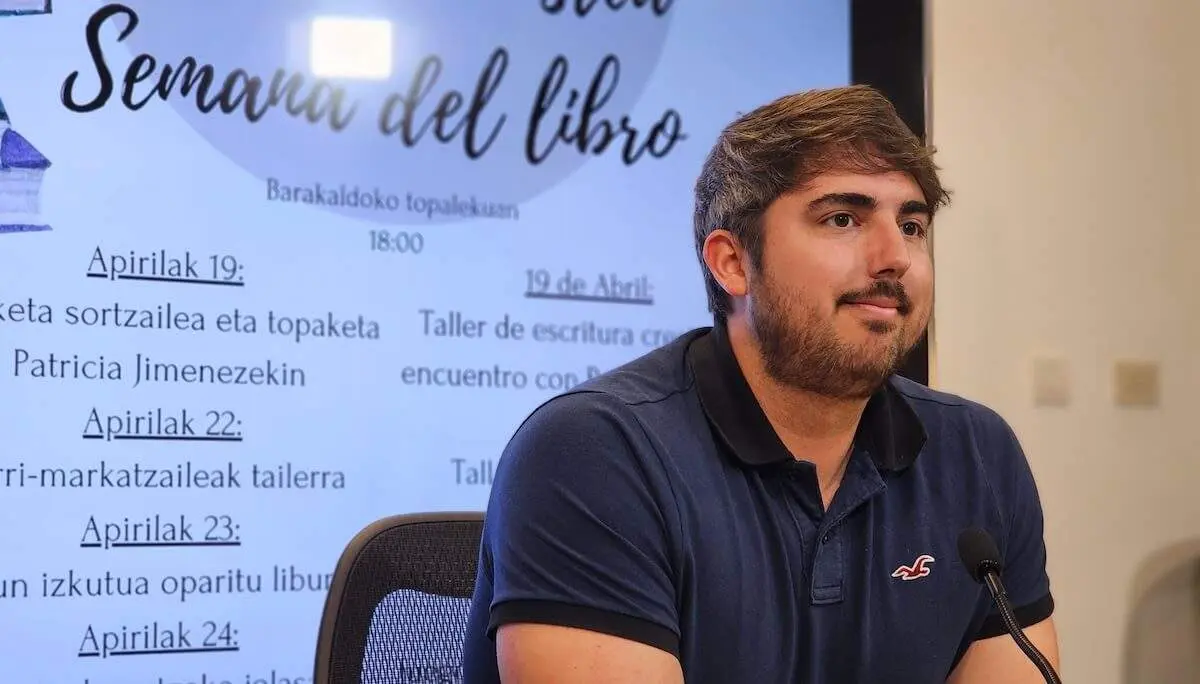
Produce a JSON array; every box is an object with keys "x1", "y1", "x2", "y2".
[{"x1": 692, "y1": 85, "x2": 951, "y2": 319}]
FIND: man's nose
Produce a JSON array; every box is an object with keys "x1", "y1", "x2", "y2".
[{"x1": 866, "y1": 221, "x2": 912, "y2": 278}]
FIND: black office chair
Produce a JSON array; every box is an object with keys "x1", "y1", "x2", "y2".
[{"x1": 314, "y1": 512, "x2": 484, "y2": 684}]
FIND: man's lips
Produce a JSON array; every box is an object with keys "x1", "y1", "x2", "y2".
[
  {"x1": 837, "y1": 282, "x2": 912, "y2": 315},
  {"x1": 843, "y1": 297, "x2": 909, "y2": 317},
  {"x1": 847, "y1": 296, "x2": 901, "y2": 309}
]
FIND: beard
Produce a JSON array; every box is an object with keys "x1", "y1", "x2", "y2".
[{"x1": 749, "y1": 275, "x2": 923, "y2": 399}]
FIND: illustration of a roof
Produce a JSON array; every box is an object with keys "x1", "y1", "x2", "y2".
[
  {"x1": 0, "y1": 0, "x2": 52, "y2": 17},
  {"x1": 0, "y1": 128, "x2": 49, "y2": 169},
  {"x1": 0, "y1": 93, "x2": 53, "y2": 235},
  {"x1": 0, "y1": 97, "x2": 49, "y2": 170}
]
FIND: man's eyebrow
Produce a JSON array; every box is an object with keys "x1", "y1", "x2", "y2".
[
  {"x1": 807, "y1": 192, "x2": 876, "y2": 212},
  {"x1": 807, "y1": 193, "x2": 932, "y2": 219},
  {"x1": 900, "y1": 200, "x2": 932, "y2": 217}
]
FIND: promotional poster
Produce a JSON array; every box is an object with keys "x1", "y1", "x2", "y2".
[{"x1": 0, "y1": 1, "x2": 850, "y2": 681}]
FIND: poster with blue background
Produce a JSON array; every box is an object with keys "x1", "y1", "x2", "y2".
[{"x1": 0, "y1": 1, "x2": 849, "y2": 681}]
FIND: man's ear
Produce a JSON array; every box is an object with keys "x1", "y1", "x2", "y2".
[{"x1": 702, "y1": 229, "x2": 749, "y2": 299}]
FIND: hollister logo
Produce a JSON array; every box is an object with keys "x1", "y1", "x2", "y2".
[{"x1": 892, "y1": 554, "x2": 935, "y2": 581}]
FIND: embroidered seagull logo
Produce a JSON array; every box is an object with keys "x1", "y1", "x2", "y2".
[{"x1": 892, "y1": 554, "x2": 935, "y2": 581}]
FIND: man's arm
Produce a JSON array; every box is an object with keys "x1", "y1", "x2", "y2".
[
  {"x1": 950, "y1": 409, "x2": 1059, "y2": 682},
  {"x1": 478, "y1": 392, "x2": 684, "y2": 683},
  {"x1": 948, "y1": 617, "x2": 1060, "y2": 683},
  {"x1": 498, "y1": 624, "x2": 684, "y2": 684}
]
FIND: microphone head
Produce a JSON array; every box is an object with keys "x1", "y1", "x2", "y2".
[{"x1": 957, "y1": 526, "x2": 1003, "y2": 583}]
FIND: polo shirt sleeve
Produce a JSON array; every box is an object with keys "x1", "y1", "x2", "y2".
[
  {"x1": 975, "y1": 410, "x2": 1055, "y2": 640},
  {"x1": 480, "y1": 391, "x2": 681, "y2": 657}
]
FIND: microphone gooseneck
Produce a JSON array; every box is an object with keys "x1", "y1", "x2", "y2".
[{"x1": 957, "y1": 527, "x2": 1062, "y2": 684}]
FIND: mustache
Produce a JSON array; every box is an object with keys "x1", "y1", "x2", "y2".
[{"x1": 836, "y1": 280, "x2": 913, "y2": 315}]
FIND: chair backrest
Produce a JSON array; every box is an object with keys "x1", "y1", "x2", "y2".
[{"x1": 314, "y1": 512, "x2": 484, "y2": 684}]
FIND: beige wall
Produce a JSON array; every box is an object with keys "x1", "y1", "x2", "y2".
[{"x1": 928, "y1": 0, "x2": 1200, "y2": 681}]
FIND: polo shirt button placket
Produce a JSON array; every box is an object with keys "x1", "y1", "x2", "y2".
[{"x1": 811, "y1": 526, "x2": 844, "y2": 604}]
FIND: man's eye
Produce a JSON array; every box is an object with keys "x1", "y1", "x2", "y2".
[
  {"x1": 902, "y1": 221, "x2": 927, "y2": 237},
  {"x1": 824, "y1": 213, "x2": 858, "y2": 228}
]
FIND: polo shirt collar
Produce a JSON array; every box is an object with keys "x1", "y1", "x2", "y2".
[{"x1": 688, "y1": 324, "x2": 927, "y2": 471}]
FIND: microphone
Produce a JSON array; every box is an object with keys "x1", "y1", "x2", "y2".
[{"x1": 957, "y1": 527, "x2": 1062, "y2": 683}]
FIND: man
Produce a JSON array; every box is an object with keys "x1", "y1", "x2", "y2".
[{"x1": 462, "y1": 85, "x2": 1058, "y2": 682}]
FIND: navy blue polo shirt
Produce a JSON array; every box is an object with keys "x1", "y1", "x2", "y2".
[{"x1": 463, "y1": 326, "x2": 1054, "y2": 682}]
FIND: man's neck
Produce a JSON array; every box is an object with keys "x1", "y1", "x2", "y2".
[{"x1": 724, "y1": 320, "x2": 868, "y2": 503}]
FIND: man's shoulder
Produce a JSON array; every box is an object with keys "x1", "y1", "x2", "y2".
[
  {"x1": 518, "y1": 329, "x2": 701, "y2": 427},
  {"x1": 499, "y1": 329, "x2": 705, "y2": 469},
  {"x1": 889, "y1": 374, "x2": 1016, "y2": 438},
  {"x1": 887, "y1": 376, "x2": 1031, "y2": 495},
  {"x1": 570, "y1": 328, "x2": 703, "y2": 406}
]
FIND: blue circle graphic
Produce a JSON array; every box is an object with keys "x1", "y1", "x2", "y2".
[{"x1": 110, "y1": 1, "x2": 676, "y2": 225}]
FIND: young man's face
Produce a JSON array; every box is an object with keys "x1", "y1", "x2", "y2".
[{"x1": 746, "y1": 170, "x2": 934, "y2": 398}]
